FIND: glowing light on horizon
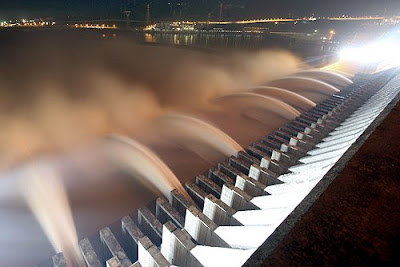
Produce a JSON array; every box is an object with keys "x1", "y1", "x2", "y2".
[{"x1": 339, "y1": 37, "x2": 400, "y2": 67}]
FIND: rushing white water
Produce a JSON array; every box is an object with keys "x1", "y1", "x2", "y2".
[
  {"x1": 20, "y1": 164, "x2": 84, "y2": 266},
  {"x1": 216, "y1": 92, "x2": 301, "y2": 119},
  {"x1": 267, "y1": 76, "x2": 340, "y2": 102},
  {"x1": 157, "y1": 113, "x2": 243, "y2": 157},
  {"x1": 294, "y1": 69, "x2": 353, "y2": 88},
  {"x1": 103, "y1": 134, "x2": 189, "y2": 201},
  {"x1": 246, "y1": 86, "x2": 316, "y2": 112}
]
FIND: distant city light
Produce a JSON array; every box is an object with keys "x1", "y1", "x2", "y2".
[
  {"x1": 0, "y1": 19, "x2": 55, "y2": 28},
  {"x1": 71, "y1": 23, "x2": 117, "y2": 29}
]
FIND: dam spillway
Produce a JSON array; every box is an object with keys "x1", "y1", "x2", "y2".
[{"x1": 37, "y1": 67, "x2": 400, "y2": 267}]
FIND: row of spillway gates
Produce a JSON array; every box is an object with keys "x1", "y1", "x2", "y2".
[{"x1": 40, "y1": 68, "x2": 400, "y2": 267}]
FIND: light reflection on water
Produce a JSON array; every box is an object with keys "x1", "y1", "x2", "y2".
[{"x1": 137, "y1": 32, "x2": 338, "y2": 67}]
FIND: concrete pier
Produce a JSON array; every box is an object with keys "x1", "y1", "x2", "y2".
[
  {"x1": 185, "y1": 182, "x2": 207, "y2": 209},
  {"x1": 121, "y1": 216, "x2": 144, "y2": 262},
  {"x1": 235, "y1": 174, "x2": 267, "y2": 197},
  {"x1": 170, "y1": 189, "x2": 194, "y2": 217},
  {"x1": 253, "y1": 142, "x2": 273, "y2": 156},
  {"x1": 106, "y1": 257, "x2": 121, "y2": 267},
  {"x1": 155, "y1": 198, "x2": 185, "y2": 229},
  {"x1": 270, "y1": 150, "x2": 295, "y2": 168},
  {"x1": 100, "y1": 227, "x2": 132, "y2": 267},
  {"x1": 79, "y1": 238, "x2": 103, "y2": 267},
  {"x1": 248, "y1": 164, "x2": 281, "y2": 186},
  {"x1": 137, "y1": 208, "x2": 163, "y2": 247},
  {"x1": 52, "y1": 253, "x2": 67, "y2": 267},
  {"x1": 217, "y1": 162, "x2": 240, "y2": 181},
  {"x1": 220, "y1": 183, "x2": 258, "y2": 210},
  {"x1": 195, "y1": 175, "x2": 222, "y2": 198},
  {"x1": 203, "y1": 194, "x2": 241, "y2": 226},
  {"x1": 237, "y1": 151, "x2": 260, "y2": 165},
  {"x1": 229, "y1": 156, "x2": 251, "y2": 175},
  {"x1": 137, "y1": 237, "x2": 170, "y2": 267},
  {"x1": 246, "y1": 145, "x2": 270, "y2": 160},
  {"x1": 208, "y1": 168, "x2": 234, "y2": 186},
  {"x1": 161, "y1": 221, "x2": 201, "y2": 267},
  {"x1": 259, "y1": 156, "x2": 286, "y2": 175},
  {"x1": 184, "y1": 206, "x2": 230, "y2": 247}
]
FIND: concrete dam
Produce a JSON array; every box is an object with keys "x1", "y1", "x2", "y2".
[{"x1": 35, "y1": 67, "x2": 400, "y2": 267}]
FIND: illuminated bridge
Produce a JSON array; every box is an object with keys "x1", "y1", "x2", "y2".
[
  {"x1": 170, "y1": 16, "x2": 400, "y2": 26},
  {"x1": 35, "y1": 64, "x2": 400, "y2": 267}
]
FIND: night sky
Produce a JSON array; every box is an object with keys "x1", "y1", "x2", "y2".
[{"x1": 0, "y1": 0, "x2": 399, "y2": 20}]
